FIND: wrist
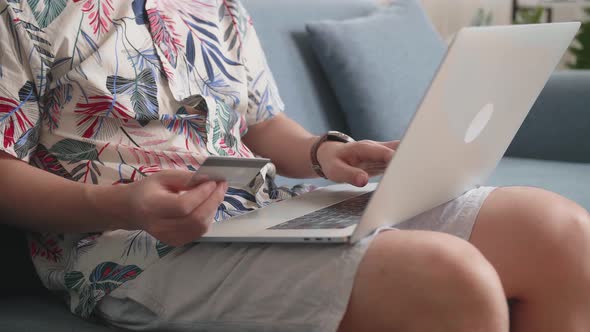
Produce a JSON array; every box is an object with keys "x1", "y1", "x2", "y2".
[
  {"x1": 310, "y1": 131, "x2": 355, "y2": 178},
  {"x1": 316, "y1": 141, "x2": 343, "y2": 173},
  {"x1": 84, "y1": 184, "x2": 133, "y2": 231}
]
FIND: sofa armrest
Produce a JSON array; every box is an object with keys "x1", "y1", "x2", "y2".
[{"x1": 506, "y1": 70, "x2": 590, "y2": 163}]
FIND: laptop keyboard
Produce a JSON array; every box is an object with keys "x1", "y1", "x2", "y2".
[{"x1": 269, "y1": 192, "x2": 373, "y2": 230}]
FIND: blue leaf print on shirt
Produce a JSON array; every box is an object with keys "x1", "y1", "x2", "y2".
[
  {"x1": 183, "y1": 14, "x2": 241, "y2": 83},
  {"x1": 162, "y1": 106, "x2": 207, "y2": 149},
  {"x1": 128, "y1": 48, "x2": 161, "y2": 79},
  {"x1": 80, "y1": 30, "x2": 102, "y2": 64},
  {"x1": 107, "y1": 69, "x2": 159, "y2": 122},
  {"x1": 227, "y1": 186, "x2": 256, "y2": 202},
  {"x1": 186, "y1": 32, "x2": 196, "y2": 71},
  {"x1": 13, "y1": 119, "x2": 40, "y2": 159},
  {"x1": 131, "y1": 0, "x2": 147, "y2": 25}
]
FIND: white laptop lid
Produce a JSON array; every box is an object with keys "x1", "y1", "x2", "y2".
[{"x1": 352, "y1": 22, "x2": 581, "y2": 242}]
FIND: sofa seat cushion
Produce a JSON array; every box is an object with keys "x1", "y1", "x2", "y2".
[
  {"x1": 280, "y1": 157, "x2": 590, "y2": 211},
  {"x1": 0, "y1": 295, "x2": 117, "y2": 332},
  {"x1": 489, "y1": 157, "x2": 590, "y2": 210}
]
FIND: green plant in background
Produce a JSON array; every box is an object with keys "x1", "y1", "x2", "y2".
[
  {"x1": 471, "y1": 8, "x2": 493, "y2": 26},
  {"x1": 515, "y1": 6, "x2": 545, "y2": 24},
  {"x1": 568, "y1": 8, "x2": 590, "y2": 69}
]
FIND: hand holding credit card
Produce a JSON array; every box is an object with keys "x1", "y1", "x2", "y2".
[{"x1": 188, "y1": 156, "x2": 270, "y2": 187}]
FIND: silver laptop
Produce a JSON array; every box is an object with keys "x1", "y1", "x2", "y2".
[{"x1": 197, "y1": 22, "x2": 580, "y2": 244}]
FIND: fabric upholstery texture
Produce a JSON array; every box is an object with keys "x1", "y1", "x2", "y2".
[
  {"x1": 0, "y1": 295, "x2": 116, "y2": 332},
  {"x1": 245, "y1": 0, "x2": 377, "y2": 136},
  {"x1": 506, "y1": 70, "x2": 590, "y2": 163},
  {"x1": 490, "y1": 157, "x2": 590, "y2": 209},
  {"x1": 306, "y1": 0, "x2": 446, "y2": 142}
]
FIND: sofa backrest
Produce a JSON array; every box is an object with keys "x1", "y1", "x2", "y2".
[{"x1": 244, "y1": 0, "x2": 378, "y2": 135}]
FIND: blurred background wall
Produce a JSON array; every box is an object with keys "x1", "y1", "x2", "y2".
[{"x1": 377, "y1": 0, "x2": 590, "y2": 69}]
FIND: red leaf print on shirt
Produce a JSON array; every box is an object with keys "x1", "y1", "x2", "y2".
[
  {"x1": 31, "y1": 144, "x2": 74, "y2": 180},
  {"x1": 74, "y1": 0, "x2": 114, "y2": 36},
  {"x1": 0, "y1": 96, "x2": 35, "y2": 149},
  {"x1": 30, "y1": 234, "x2": 64, "y2": 263},
  {"x1": 148, "y1": 9, "x2": 183, "y2": 68},
  {"x1": 75, "y1": 95, "x2": 133, "y2": 138},
  {"x1": 113, "y1": 165, "x2": 161, "y2": 184}
]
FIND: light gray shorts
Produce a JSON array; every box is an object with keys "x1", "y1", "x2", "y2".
[{"x1": 96, "y1": 186, "x2": 497, "y2": 332}]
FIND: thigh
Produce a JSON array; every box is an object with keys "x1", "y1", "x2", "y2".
[
  {"x1": 96, "y1": 187, "x2": 499, "y2": 332},
  {"x1": 469, "y1": 186, "x2": 590, "y2": 298},
  {"x1": 98, "y1": 230, "x2": 499, "y2": 332},
  {"x1": 339, "y1": 229, "x2": 507, "y2": 332},
  {"x1": 97, "y1": 240, "x2": 373, "y2": 332}
]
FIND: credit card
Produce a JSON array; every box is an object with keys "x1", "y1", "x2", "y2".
[{"x1": 189, "y1": 156, "x2": 270, "y2": 187}]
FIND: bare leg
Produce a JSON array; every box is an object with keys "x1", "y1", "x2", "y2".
[
  {"x1": 338, "y1": 230, "x2": 509, "y2": 332},
  {"x1": 470, "y1": 186, "x2": 590, "y2": 332}
]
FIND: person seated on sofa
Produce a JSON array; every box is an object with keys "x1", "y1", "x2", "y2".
[{"x1": 1, "y1": 0, "x2": 590, "y2": 331}]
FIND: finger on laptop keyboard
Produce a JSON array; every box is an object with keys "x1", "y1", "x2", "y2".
[{"x1": 350, "y1": 142, "x2": 394, "y2": 165}]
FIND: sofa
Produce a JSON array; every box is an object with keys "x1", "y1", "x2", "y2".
[{"x1": 1, "y1": 0, "x2": 589, "y2": 330}]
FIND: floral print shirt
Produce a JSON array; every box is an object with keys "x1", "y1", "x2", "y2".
[{"x1": 0, "y1": 0, "x2": 307, "y2": 317}]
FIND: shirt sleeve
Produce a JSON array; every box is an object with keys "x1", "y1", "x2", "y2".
[
  {"x1": 240, "y1": 13, "x2": 286, "y2": 127},
  {"x1": 0, "y1": 5, "x2": 43, "y2": 162}
]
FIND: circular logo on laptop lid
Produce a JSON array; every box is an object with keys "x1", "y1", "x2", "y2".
[{"x1": 464, "y1": 103, "x2": 494, "y2": 143}]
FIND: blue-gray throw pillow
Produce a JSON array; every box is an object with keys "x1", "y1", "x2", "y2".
[{"x1": 306, "y1": 0, "x2": 446, "y2": 141}]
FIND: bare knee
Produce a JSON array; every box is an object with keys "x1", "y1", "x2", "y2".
[
  {"x1": 473, "y1": 186, "x2": 590, "y2": 297},
  {"x1": 503, "y1": 188, "x2": 590, "y2": 267},
  {"x1": 340, "y1": 230, "x2": 508, "y2": 332},
  {"x1": 377, "y1": 231, "x2": 508, "y2": 327},
  {"x1": 488, "y1": 187, "x2": 590, "y2": 246},
  {"x1": 538, "y1": 194, "x2": 590, "y2": 275}
]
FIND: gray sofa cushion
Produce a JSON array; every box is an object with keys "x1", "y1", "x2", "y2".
[
  {"x1": 0, "y1": 295, "x2": 116, "y2": 332},
  {"x1": 306, "y1": 0, "x2": 446, "y2": 142},
  {"x1": 506, "y1": 70, "x2": 590, "y2": 163},
  {"x1": 489, "y1": 157, "x2": 590, "y2": 210},
  {"x1": 244, "y1": 0, "x2": 377, "y2": 135}
]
